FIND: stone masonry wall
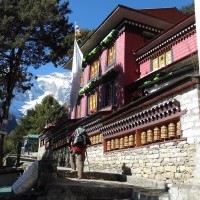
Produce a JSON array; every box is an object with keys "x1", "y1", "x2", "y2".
[
  {"x1": 86, "y1": 85, "x2": 200, "y2": 185},
  {"x1": 87, "y1": 140, "x2": 196, "y2": 184},
  {"x1": 177, "y1": 85, "x2": 200, "y2": 142}
]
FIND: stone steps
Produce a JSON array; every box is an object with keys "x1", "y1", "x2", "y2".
[
  {"x1": 43, "y1": 178, "x2": 169, "y2": 200},
  {"x1": 55, "y1": 168, "x2": 169, "y2": 200}
]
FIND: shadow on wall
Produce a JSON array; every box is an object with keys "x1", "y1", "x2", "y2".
[{"x1": 121, "y1": 163, "x2": 132, "y2": 175}]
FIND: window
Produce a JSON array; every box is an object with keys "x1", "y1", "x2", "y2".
[
  {"x1": 88, "y1": 91, "x2": 98, "y2": 114},
  {"x1": 75, "y1": 103, "x2": 81, "y2": 118},
  {"x1": 90, "y1": 59, "x2": 99, "y2": 80},
  {"x1": 152, "y1": 50, "x2": 172, "y2": 71},
  {"x1": 104, "y1": 83, "x2": 113, "y2": 107},
  {"x1": 165, "y1": 50, "x2": 172, "y2": 65},
  {"x1": 80, "y1": 71, "x2": 84, "y2": 87},
  {"x1": 107, "y1": 43, "x2": 116, "y2": 66}
]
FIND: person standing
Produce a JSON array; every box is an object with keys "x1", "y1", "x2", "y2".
[{"x1": 69, "y1": 127, "x2": 91, "y2": 179}]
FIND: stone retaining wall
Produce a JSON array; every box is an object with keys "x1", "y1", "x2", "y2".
[
  {"x1": 87, "y1": 140, "x2": 196, "y2": 184},
  {"x1": 86, "y1": 85, "x2": 200, "y2": 185}
]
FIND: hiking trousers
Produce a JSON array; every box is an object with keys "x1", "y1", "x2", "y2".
[{"x1": 70, "y1": 151, "x2": 85, "y2": 178}]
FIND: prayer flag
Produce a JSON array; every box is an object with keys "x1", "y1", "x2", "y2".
[{"x1": 70, "y1": 39, "x2": 83, "y2": 112}]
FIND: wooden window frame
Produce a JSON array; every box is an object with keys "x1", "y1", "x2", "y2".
[
  {"x1": 107, "y1": 43, "x2": 116, "y2": 67},
  {"x1": 88, "y1": 91, "x2": 98, "y2": 114},
  {"x1": 103, "y1": 82, "x2": 114, "y2": 107},
  {"x1": 152, "y1": 49, "x2": 172, "y2": 71},
  {"x1": 80, "y1": 71, "x2": 84, "y2": 87},
  {"x1": 89, "y1": 59, "x2": 99, "y2": 80},
  {"x1": 75, "y1": 103, "x2": 81, "y2": 119}
]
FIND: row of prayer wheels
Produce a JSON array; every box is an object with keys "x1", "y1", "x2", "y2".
[
  {"x1": 106, "y1": 134, "x2": 135, "y2": 151},
  {"x1": 53, "y1": 138, "x2": 67, "y2": 149},
  {"x1": 90, "y1": 134, "x2": 103, "y2": 145},
  {"x1": 141, "y1": 121, "x2": 181, "y2": 145}
]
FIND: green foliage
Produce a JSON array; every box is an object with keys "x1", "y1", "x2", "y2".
[
  {"x1": 0, "y1": 0, "x2": 73, "y2": 118},
  {"x1": 83, "y1": 29, "x2": 118, "y2": 65},
  {"x1": 23, "y1": 95, "x2": 68, "y2": 133},
  {"x1": 79, "y1": 67, "x2": 119, "y2": 95},
  {"x1": 0, "y1": 1, "x2": 73, "y2": 165},
  {"x1": 4, "y1": 125, "x2": 25, "y2": 155},
  {"x1": 100, "y1": 29, "x2": 118, "y2": 47},
  {"x1": 4, "y1": 95, "x2": 68, "y2": 155},
  {"x1": 67, "y1": 28, "x2": 94, "y2": 58},
  {"x1": 4, "y1": 135, "x2": 16, "y2": 155},
  {"x1": 180, "y1": 2, "x2": 194, "y2": 15},
  {"x1": 0, "y1": 0, "x2": 73, "y2": 66}
]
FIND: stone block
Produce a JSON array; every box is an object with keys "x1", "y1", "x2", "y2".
[
  {"x1": 165, "y1": 166, "x2": 176, "y2": 173},
  {"x1": 163, "y1": 172, "x2": 174, "y2": 179}
]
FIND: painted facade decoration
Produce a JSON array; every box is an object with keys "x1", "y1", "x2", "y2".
[{"x1": 38, "y1": 5, "x2": 199, "y2": 197}]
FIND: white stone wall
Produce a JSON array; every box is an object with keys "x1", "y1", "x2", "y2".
[
  {"x1": 168, "y1": 184, "x2": 200, "y2": 200},
  {"x1": 87, "y1": 85, "x2": 200, "y2": 185},
  {"x1": 177, "y1": 85, "x2": 200, "y2": 142},
  {"x1": 87, "y1": 140, "x2": 196, "y2": 184}
]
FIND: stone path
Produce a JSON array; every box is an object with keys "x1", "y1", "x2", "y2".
[{"x1": 53, "y1": 167, "x2": 169, "y2": 200}]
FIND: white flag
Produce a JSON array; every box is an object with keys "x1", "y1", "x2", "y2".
[{"x1": 70, "y1": 39, "x2": 83, "y2": 112}]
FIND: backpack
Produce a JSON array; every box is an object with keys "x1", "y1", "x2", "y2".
[{"x1": 72, "y1": 127, "x2": 87, "y2": 148}]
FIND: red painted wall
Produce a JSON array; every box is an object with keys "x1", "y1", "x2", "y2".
[
  {"x1": 72, "y1": 27, "x2": 170, "y2": 118},
  {"x1": 123, "y1": 30, "x2": 146, "y2": 103},
  {"x1": 124, "y1": 30, "x2": 144, "y2": 85},
  {"x1": 140, "y1": 60, "x2": 151, "y2": 77},
  {"x1": 173, "y1": 33, "x2": 197, "y2": 61},
  {"x1": 114, "y1": 32, "x2": 125, "y2": 107},
  {"x1": 139, "y1": 32, "x2": 197, "y2": 78}
]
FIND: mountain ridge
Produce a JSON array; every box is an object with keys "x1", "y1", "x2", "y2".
[{"x1": 10, "y1": 72, "x2": 72, "y2": 121}]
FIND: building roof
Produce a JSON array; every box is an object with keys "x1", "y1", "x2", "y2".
[
  {"x1": 139, "y1": 8, "x2": 186, "y2": 24},
  {"x1": 24, "y1": 134, "x2": 39, "y2": 139},
  {"x1": 135, "y1": 14, "x2": 195, "y2": 59},
  {"x1": 64, "y1": 5, "x2": 183, "y2": 69}
]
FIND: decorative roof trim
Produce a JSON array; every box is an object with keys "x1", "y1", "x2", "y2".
[
  {"x1": 136, "y1": 23, "x2": 196, "y2": 62},
  {"x1": 101, "y1": 99, "x2": 180, "y2": 137},
  {"x1": 122, "y1": 19, "x2": 163, "y2": 33}
]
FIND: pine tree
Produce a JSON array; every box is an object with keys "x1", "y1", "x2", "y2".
[
  {"x1": 180, "y1": 2, "x2": 194, "y2": 15},
  {"x1": 4, "y1": 95, "x2": 68, "y2": 158},
  {"x1": 0, "y1": 0, "x2": 73, "y2": 167}
]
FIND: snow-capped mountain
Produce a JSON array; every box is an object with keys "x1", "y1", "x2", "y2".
[{"x1": 10, "y1": 72, "x2": 72, "y2": 120}]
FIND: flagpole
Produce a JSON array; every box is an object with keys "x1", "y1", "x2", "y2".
[
  {"x1": 69, "y1": 22, "x2": 76, "y2": 118},
  {"x1": 194, "y1": 0, "x2": 200, "y2": 74},
  {"x1": 74, "y1": 21, "x2": 77, "y2": 38},
  {"x1": 69, "y1": 23, "x2": 83, "y2": 119}
]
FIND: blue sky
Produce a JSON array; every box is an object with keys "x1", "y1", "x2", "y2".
[{"x1": 30, "y1": 0, "x2": 194, "y2": 76}]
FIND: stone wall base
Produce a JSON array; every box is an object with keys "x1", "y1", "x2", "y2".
[{"x1": 168, "y1": 184, "x2": 200, "y2": 200}]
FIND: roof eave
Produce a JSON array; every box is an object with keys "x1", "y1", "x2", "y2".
[
  {"x1": 135, "y1": 14, "x2": 195, "y2": 56},
  {"x1": 64, "y1": 5, "x2": 173, "y2": 70}
]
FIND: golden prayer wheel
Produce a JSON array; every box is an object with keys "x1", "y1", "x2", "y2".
[
  {"x1": 128, "y1": 134, "x2": 134, "y2": 146},
  {"x1": 106, "y1": 140, "x2": 111, "y2": 151},
  {"x1": 141, "y1": 131, "x2": 147, "y2": 145},
  {"x1": 99, "y1": 134, "x2": 103, "y2": 143},
  {"x1": 111, "y1": 139, "x2": 115, "y2": 150},
  {"x1": 168, "y1": 122, "x2": 176, "y2": 138},
  {"x1": 147, "y1": 129, "x2": 153, "y2": 143},
  {"x1": 176, "y1": 121, "x2": 181, "y2": 138},
  {"x1": 154, "y1": 126, "x2": 161, "y2": 141},
  {"x1": 161, "y1": 125, "x2": 168, "y2": 140},
  {"x1": 96, "y1": 134, "x2": 99, "y2": 144},
  {"x1": 93, "y1": 136, "x2": 96, "y2": 144},
  {"x1": 124, "y1": 136, "x2": 129, "y2": 147},
  {"x1": 90, "y1": 136, "x2": 93, "y2": 145},
  {"x1": 115, "y1": 138, "x2": 119, "y2": 149},
  {"x1": 119, "y1": 137, "x2": 124, "y2": 149}
]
